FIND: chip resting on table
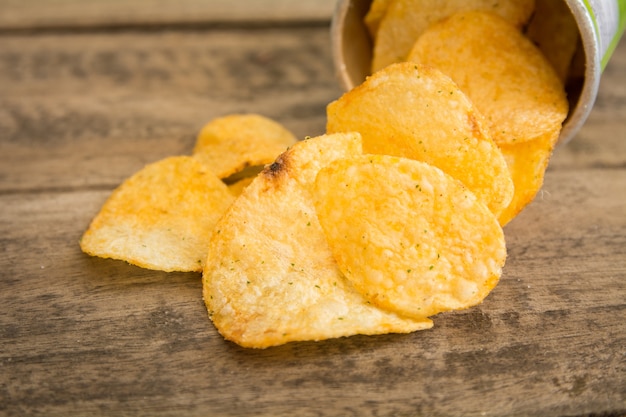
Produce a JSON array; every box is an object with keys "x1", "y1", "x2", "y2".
[
  {"x1": 314, "y1": 154, "x2": 507, "y2": 319},
  {"x1": 80, "y1": 156, "x2": 234, "y2": 272},
  {"x1": 193, "y1": 113, "x2": 297, "y2": 179}
]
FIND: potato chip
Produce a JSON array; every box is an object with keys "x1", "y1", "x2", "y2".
[
  {"x1": 525, "y1": 0, "x2": 579, "y2": 83},
  {"x1": 326, "y1": 62, "x2": 514, "y2": 219},
  {"x1": 314, "y1": 154, "x2": 506, "y2": 319},
  {"x1": 407, "y1": 11, "x2": 569, "y2": 146},
  {"x1": 80, "y1": 156, "x2": 234, "y2": 272},
  {"x1": 203, "y1": 133, "x2": 432, "y2": 349},
  {"x1": 364, "y1": 0, "x2": 392, "y2": 39},
  {"x1": 371, "y1": 0, "x2": 535, "y2": 72},
  {"x1": 193, "y1": 114, "x2": 297, "y2": 179},
  {"x1": 497, "y1": 131, "x2": 558, "y2": 226}
]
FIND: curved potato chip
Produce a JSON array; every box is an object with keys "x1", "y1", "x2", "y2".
[
  {"x1": 314, "y1": 154, "x2": 506, "y2": 319},
  {"x1": 80, "y1": 156, "x2": 235, "y2": 272},
  {"x1": 203, "y1": 133, "x2": 432, "y2": 349},
  {"x1": 193, "y1": 113, "x2": 297, "y2": 179},
  {"x1": 371, "y1": 0, "x2": 535, "y2": 72},
  {"x1": 498, "y1": 131, "x2": 558, "y2": 226},
  {"x1": 326, "y1": 62, "x2": 514, "y2": 219},
  {"x1": 408, "y1": 11, "x2": 568, "y2": 145}
]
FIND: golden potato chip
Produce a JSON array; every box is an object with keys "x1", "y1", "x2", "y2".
[
  {"x1": 80, "y1": 156, "x2": 234, "y2": 272},
  {"x1": 525, "y1": 0, "x2": 579, "y2": 82},
  {"x1": 326, "y1": 62, "x2": 514, "y2": 219},
  {"x1": 203, "y1": 133, "x2": 433, "y2": 349},
  {"x1": 371, "y1": 0, "x2": 535, "y2": 72},
  {"x1": 314, "y1": 154, "x2": 506, "y2": 319},
  {"x1": 497, "y1": 131, "x2": 558, "y2": 226},
  {"x1": 408, "y1": 11, "x2": 568, "y2": 146},
  {"x1": 193, "y1": 113, "x2": 297, "y2": 179},
  {"x1": 364, "y1": 0, "x2": 393, "y2": 39}
]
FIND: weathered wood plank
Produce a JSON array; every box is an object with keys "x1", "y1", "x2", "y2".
[
  {"x1": 0, "y1": 27, "x2": 341, "y2": 192},
  {"x1": 1, "y1": 168, "x2": 624, "y2": 416},
  {"x1": 0, "y1": 0, "x2": 337, "y2": 30}
]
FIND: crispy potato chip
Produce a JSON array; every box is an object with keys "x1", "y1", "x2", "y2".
[
  {"x1": 314, "y1": 154, "x2": 506, "y2": 319},
  {"x1": 326, "y1": 62, "x2": 513, "y2": 219},
  {"x1": 80, "y1": 156, "x2": 234, "y2": 272},
  {"x1": 408, "y1": 11, "x2": 568, "y2": 146},
  {"x1": 525, "y1": 0, "x2": 579, "y2": 82},
  {"x1": 371, "y1": 0, "x2": 535, "y2": 72},
  {"x1": 364, "y1": 0, "x2": 393, "y2": 39},
  {"x1": 203, "y1": 133, "x2": 433, "y2": 349},
  {"x1": 497, "y1": 131, "x2": 558, "y2": 226},
  {"x1": 193, "y1": 114, "x2": 297, "y2": 179}
]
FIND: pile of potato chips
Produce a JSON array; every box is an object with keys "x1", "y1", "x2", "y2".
[
  {"x1": 365, "y1": 0, "x2": 573, "y2": 225},
  {"x1": 80, "y1": 114, "x2": 298, "y2": 273},
  {"x1": 81, "y1": 0, "x2": 573, "y2": 348}
]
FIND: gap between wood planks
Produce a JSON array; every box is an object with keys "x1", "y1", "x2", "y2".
[{"x1": 0, "y1": 19, "x2": 332, "y2": 36}]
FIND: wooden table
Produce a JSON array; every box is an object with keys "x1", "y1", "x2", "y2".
[{"x1": 1, "y1": 2, "x2": 624, "y2": 416}]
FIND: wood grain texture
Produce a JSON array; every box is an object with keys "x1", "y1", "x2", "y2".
[
  {"x1": 0, "y1": 0, "x2": 337, "y2": 30},
  {"x1": 1, "y1": 170, "x2": 624, "y2": 416},
  {"x1": 0, "y1": 3, "x2": 624, "y2": 415},
  {"x1": 0, "y1": 28, "x2": 337, "y2": 192}
]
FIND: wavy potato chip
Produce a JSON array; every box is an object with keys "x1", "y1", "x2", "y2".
[
  {"x1": 497, "y1": 131, "x2": 558, "y2": 226},
  {"x1": 327, "y1": 62, "x2": 513, "y2": 219},
  {"x1": 80, "y1": 156, "x2": 235, "y2": 272},
  {"x1": 203, "y1": 133, "x2": 432, "y2": 349},
  {"x1": 314, "y1": 154, "x2": 506, "y2": 319},
  {"x1": 371, "y1": 0, "x2": 535, "y2": 72},
  {"x1": 193, "y1": 113, "x2": 297, "y2": 179},
  {"x1": 408, "y1": 11, "x2": 568, "y2": 145}
]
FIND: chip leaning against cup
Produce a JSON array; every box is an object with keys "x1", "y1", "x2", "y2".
[
  {"x1": 326, "y1": 62, "x2": 514, "y2": 220},
  {"x1": 407, "y1": 10, "x2": 569, "y2": 146},
  {"x1": 371, "y1": 0, "x2": 536, "y2": 72}
]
